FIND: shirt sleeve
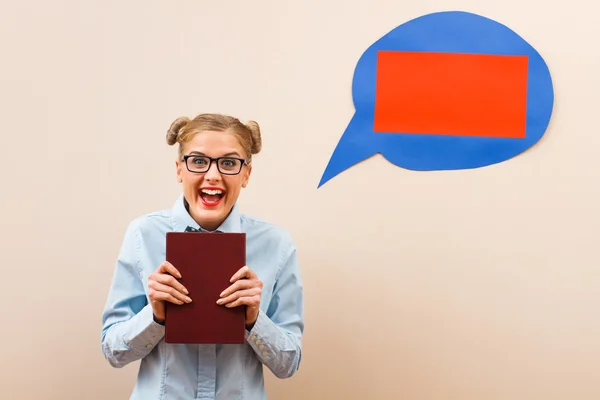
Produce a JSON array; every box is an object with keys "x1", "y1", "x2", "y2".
[
  {"x1": 245, "y1": 240, "x2": 304, "y2": 379},
  {"x1": 100, "y1": 221, "x2": 165, "y2": 368}
]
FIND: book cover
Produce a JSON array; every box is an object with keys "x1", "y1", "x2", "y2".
[{"x1": 164, "y1": 231, "x2": 246, "y2": 344}]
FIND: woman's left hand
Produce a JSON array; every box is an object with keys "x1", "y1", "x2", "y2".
[{"x1": 217, "y1": 265, "x2": 263, "y2": 329}]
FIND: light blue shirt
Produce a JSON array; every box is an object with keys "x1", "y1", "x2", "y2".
[{"x1": 101, "y1": 194, "x2": 304, "y2": 399}]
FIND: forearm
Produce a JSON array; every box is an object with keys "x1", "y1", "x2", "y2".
[
  {"x1": 245, "y1": 310, "x2": 302, "y2": 379},
  {"x1": 101, "y1": 304, "x2": 165, "y2": 368}
]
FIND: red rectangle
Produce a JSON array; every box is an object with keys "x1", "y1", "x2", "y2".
[
  {"x1": 373, "y1": 51, "x2": 528, "y2": 138},
  {"x1": 164, "y1": 232, "x2": 246, "y2": 344}
]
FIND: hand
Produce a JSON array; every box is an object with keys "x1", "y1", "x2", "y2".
[
  {"x1": 148, "y1": 261, "x2": 192, "y2": 323},
  {"x1": 217, "y1": 266, "x2": 263, "y2": 329}
]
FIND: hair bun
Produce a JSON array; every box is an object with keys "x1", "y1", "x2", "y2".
[
  {"x1": 166, "y1": 116, "x2": 191, "y2": 146},
  {"x1": 245, "y1": 120, "x2": 262, "y2": 154}
]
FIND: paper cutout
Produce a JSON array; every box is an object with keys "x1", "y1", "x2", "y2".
[
  {"x1": 374, "y1": 51, "x2": 529, "y2": 138},
  {"x1": 318, "y1": 11, "x2": 554, "y2": 188}
]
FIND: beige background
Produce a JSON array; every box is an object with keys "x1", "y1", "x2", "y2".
[{"x1": 1, "y1": 0, "x2": 599, "y2": 399}]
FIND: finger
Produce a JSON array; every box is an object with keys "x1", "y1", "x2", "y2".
[
  {"x1": 149, "y1": 281, "x2": 192, "y2": 303},
  {"x1": 217, "y1": 287, "x2": 261, "y2": 305},
  {"x1": 149, "y1": 288, "x2": 185, "y2": 305},
  {"x1": 224, "y1": 295, "x2": 261, "y2": 308},
  {"x1": 230, "y1": 265, "x2": 256, "y2": 283},
  {"x1": 219, "y1": 279, "x2": 255, "y2": 298},
  {"x1": 152, "y1": 272, "x2": 189, "y2": 295},
  {"x1": 158, "y1": 261, "x2": 182, "y2": 279}
]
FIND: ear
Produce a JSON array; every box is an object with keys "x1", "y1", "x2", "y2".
[
  {"x1": 176, "y1": 160, "x2": 183, "y2": 183},
  {"x1": 241, "y1": 164, "x2": 252, "y2": 188}
]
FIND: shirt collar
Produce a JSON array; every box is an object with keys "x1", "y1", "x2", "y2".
[{"x1": 171, "y1": 193, "x2": 242, "y2": 233}]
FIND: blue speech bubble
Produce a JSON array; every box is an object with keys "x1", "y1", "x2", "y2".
[{"x1": 318, "y1": 11, "x2": 554, "y2": 188}]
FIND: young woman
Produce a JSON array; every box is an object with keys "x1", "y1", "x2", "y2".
[{"x1": 101, "y1": 113, "x2": 305, "y2": 399}]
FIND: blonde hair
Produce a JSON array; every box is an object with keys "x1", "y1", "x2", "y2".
[{"x1": 166, "y1": 113, "x2": 262, "y2": 164}]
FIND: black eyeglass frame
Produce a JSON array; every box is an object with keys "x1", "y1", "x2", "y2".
[{"x1": 182, "y1": 154, "x2": 248, "y2": 175}]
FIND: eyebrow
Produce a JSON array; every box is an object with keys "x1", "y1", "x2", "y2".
[{"x1": 188, "y1": 151, "x2": 241, "y2": 157}]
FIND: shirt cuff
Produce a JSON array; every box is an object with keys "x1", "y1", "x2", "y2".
[
  {"x1": 124, "y1": 304, "x2": 165, "y2": 355},
  {"x1": 245, "y1": 310, "x2": 280, "y2": 361}
]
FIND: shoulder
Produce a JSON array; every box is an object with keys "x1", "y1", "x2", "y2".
[
  {"x1": 124, "y1": 208, "x2": 172, "y2": 238},
  {"x1": 240, "y1": 213, "x2": 296, "y2": 250},
  {"x1": 240, "y1": 214, "x2": 301, "y2": 279}
]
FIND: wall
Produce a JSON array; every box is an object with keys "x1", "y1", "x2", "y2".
[{"x1": 1, "y1": 1, "x2": 599, "y2": 399}]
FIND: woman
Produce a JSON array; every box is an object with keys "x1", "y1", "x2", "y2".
[{"x1": 101, "y1": 113, "x2": 305, "y2": 400}]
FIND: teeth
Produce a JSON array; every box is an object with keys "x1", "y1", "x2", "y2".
[{"x1": 201, "y1": 189, "x2": 223, "y2": 195}]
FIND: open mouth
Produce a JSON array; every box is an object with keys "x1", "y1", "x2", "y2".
[{"x1": 199, "y1": 188, "x2": 225, "y2": 207}]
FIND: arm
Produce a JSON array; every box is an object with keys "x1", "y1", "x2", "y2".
[
  {"x1": 245, "y1": 244, "x2": 304, "y2": 379},
  {"x1": 100, "y1": 222, "x2": 165, "y2": 368}
]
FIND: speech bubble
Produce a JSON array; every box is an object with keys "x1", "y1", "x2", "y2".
[{"x1": 318, "y1": 11, "x2": 554, "y2": 188}]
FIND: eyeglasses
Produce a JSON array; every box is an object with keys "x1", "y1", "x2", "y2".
[{"x1": 182, "y1": 155, "x2": 247, "y2": 175}]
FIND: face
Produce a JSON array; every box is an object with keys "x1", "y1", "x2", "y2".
[{"x1": 176, "y1": 130, "x2": 251, "y2": 231}]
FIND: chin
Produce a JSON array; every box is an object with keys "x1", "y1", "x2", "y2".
[
  {"x1": 191, "y1": 208, "x2": 226, "y2": 230},
  {"x1": 192, "y1": 194, "x2": 230, "y2": 228}
]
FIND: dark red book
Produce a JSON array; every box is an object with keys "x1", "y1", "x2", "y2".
[{"x1": 164, "y1": 231, "x2": 246, "y2": 344}]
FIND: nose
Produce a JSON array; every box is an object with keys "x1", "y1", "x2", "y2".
[{"x1": 204, "y1": 160, "x2": 222, "y2": 181}]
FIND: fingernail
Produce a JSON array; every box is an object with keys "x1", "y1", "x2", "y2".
[
  {"x1": 186, "y1": 297, "x2": 192, "y2": 303},
  {"x1": 219, "y1": 291, "x2": 225, "y2": 297},
  {"x1": 216, "y1": 299, "x2": 223, "y2": 305},
  {"x1": 183, "y1": 288, "x2": 189, "y2": 295}
]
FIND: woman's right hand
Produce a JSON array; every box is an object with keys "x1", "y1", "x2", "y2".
[{"x1": 148, "y1": 261, "x2": 192, "y2": 323}]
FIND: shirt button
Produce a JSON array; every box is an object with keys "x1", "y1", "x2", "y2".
[
  {"x1": 255, "y1": 339, "x2": 261, "y2": 345},
  {"x1": 259, "y1": 345, "x2": 265, "y2": 350},
  {"x1": 262, "y1": 351, "x2": 268, "y2": 356},
  {"x1": 250, "y1": 336, "x2": 256, "y2": 341},
  {"x1": 146, "y1": 344, "x2": 153, "y2": 349}
]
